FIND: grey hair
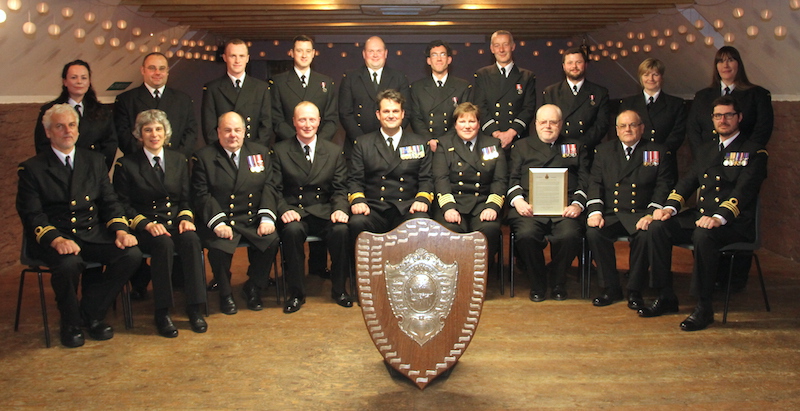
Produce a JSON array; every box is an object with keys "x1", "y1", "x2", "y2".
[
  {"x1": 133, "y1": 109, "x2": 172, "y2": 144},
  {"x1": 42, "y1": 103, "x2": 80, "y2": 130}
]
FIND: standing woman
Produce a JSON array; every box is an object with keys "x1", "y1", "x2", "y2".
[
  {"x1": 113, "y1": 110, "x2": 208, "y2": 338},
  {"x1": 686, "y1": 46, "x2": 773, "y2": 154},
  {"x1": 34, "y1": 60, "x2": 118, "y2": 169},
  {"x1": 432, "y1": 102, "x2": 507, "y2": 261},
  {"x1": 619, "y1": 58, "x2": 687, "y2": 156}
]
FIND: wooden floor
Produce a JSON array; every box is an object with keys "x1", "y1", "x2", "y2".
[{"x1": 3, "y1": 245, "x2": 799, "y2": 410}]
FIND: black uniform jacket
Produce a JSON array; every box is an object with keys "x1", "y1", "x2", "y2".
[
  {"x1": 542, "y1": 80, "x2": 610, "y2": 149},
  {"x1": 202, "y1": 74, "x2": 273, "y2": 147},
  {"x1": 410, "y1": 76, "x2": 473, "y2": 139},
  {"x1": 619, "y1": 91, "x2": 687, "y2": 153},
  {"x1": 338, "y1": 66, "x2": 410, "y2": 140},
  {"x1": 270, "y1": 70, "x2": 338, "y2": 142},
  {"x1": 473, "y1": 64, "x2": 536, "y2": 137}
]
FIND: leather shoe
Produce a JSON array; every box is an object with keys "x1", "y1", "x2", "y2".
[
  {"x1": 283, "y1": 296, "x2": 305, "y2": 314},
  {"x1": 60, "y1": 323, "x2": 85, "y2": 348},
  {"x1": 530, "y1": 290, "x2": 546, "y2": 302},
  {"x1": 129, "y1": 286, "x2": 148, "y2": 301},
  {"x1": 85, "y1": 319, "x2": 113, "y2": 341},
  {"x1": 638, "y1": 298, "x2": 680, "y2": 318},
  {"x1": 592, "y1": 289, "x2": 624, "y2": 307},
  {"x1": 187, "y1": 307, "x2": 208, "y2": 333},
  {"x1": 627, "y1": 290, "x2": 645, "y2": 310},
  {"x1": 551, "y1": 285, "x2": 568, "y2": 301},
  {"x1": 219, "y1": 294, "x2": 238, "y2": 315},
  {"x1": 680, "y1": 307, "x2": 714, "y2": 331},
  {"x1": 206, "y1": 279, "x2": 219, "y2": 292},
  {"x1": 242, "y1": 281, "x2": 263, "y2": 311},
  {"x1": 155, "y1": 313, "x2": 178, "y2": 338},
  {"x1": 332, "y1": 292, "x2": 353, "y2": 308}
]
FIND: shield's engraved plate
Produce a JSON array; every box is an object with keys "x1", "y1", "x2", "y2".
[
  {"x1": 385, "y1": 249, "x2": 458, "y2": 346},
  {"x1": 357, "y1": 219, "x2": 488, "y2": 389}
]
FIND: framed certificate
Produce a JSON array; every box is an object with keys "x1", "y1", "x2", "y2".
[{"x1": 528, "y1": 168, "x2": 568, "y2": 216}]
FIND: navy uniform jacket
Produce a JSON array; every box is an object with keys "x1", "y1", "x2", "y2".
[
  {"x1": 433, "y1": 132, "x2": 506, "y2": 215},
  {"x1": 17, "y1": 148, "x2": 130, "y2": 253},
  {"x1": 619, "y1": 92, "x2": 687, "y2": 154},
  {"x1": 542, "y1": 80, "x2": 610, "y2": 149},
  {"x1": 113, "y1": 149, "x2": 193, "y2": 232},
  {"x1": 202, "y1": 75, "x2": 273, "y2": 147},
  {"x1": 347, "y1": 130, "x2": 433, "y2": 215},
  {"x1": 410, "y1": 76, "x2": 473, "y2": 139},
  {"x1": 586, "y1": 140, "x2": 676, "y2": 233},
  {"x1": 114, "y1": 84, "x2": 198, "y2": 157},
  {"x1": 686, "y1": 85, "x2": 773, "y2": 154},
  {"x1": 270, "y1": 70, "x2": 338, "y2": 142},
  {"x1": 473, "y1": 64, "x2": 536, "y2": 138},
  {"x1": 665, "y1": 135, "x2": 767, "y2": 239},
  {"x1": 271, "y1": 138, "x2": 349, "y2": 219},
  {"x1": 338, "y1": 66, "x2": 410, "y2": 141},
  {"x1": 35, "y1": 100, "x2": 118, "y2": 169},
  {"x1": 191, "y1": 141, "x2": 278, "y2": 253},
  {"x1": 507, "y1": 136, "x2": 590, "y2": 214}
]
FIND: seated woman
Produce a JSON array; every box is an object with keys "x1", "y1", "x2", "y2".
[
  {"x1": 113, "y1": 109, "x2": 207, "y2": 337},
  {"x1": 432, "y1": 102, "x2": 507, "y2": 262}
]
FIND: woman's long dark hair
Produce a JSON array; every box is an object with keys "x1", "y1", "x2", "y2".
[
  {"x1": 710, "y1": 46, "x2": 755, "y2": 90},
  {"x1": 55, "y1": 59, "x2": 105, "y2": 121}
]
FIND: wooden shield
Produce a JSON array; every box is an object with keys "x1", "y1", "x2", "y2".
[{"x1": 356, "y1": 218, "x2": 488, "y2": 389}]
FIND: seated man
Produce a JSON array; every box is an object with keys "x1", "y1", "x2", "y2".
[
  {"x1": 272, "y1": 102, "x2": 351, "y2": 313},
  {"x1": 17, "y1": 104, "x2": 142, "y2": 348},
  {"x1": 586, "y1": 110, "x2": 675, "y2": 308},
  {"x1": 192, "y1": 111, "x2": 279, "y2": 315},
  {"x1": 643, "y1": 96, "x2": 768, "y2": 331},
  {"x1": 507, "y1": 104, "x2": 589, "y2": 302},
  {"x1": 347, "y1": 89, "x2": 433, "y2": 243}
]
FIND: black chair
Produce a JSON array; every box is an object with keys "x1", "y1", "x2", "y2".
[{"x1": 14, "y1": 238, "x2": 132, "y2": 348}]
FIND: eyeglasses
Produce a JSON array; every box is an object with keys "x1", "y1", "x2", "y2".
[
  {"x1": 536, "y1": 120, "x2": 559, "y2": 126},
  {"x1": 616, "y1": 122, "x2": 641, "y2": 129},
  {"x1": 712, "y1": 112, "x2": 738, "y2": 120},
  {"x1": 429, "y1": 52, "x2": 448, "y2": 58}
]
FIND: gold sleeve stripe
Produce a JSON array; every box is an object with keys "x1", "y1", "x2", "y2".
[
  {"x1": 107, "y1": 217, "x2": 128, "y2": 228},
  {"x1": 757, "y1": 149, "x2": 768, "y2": 155},
  {"x1": 486, "y1": 193, "x2": 505, "y2": 208},
  {"x1": 131, "y1": 214, "x2": 147, "y2": 229},
  {"x1": 348, "y1": 192, "x2": 365, "y2": 203},
  {"x1": 18, "y1": 166, "x2": 25, "y2": 171},
  {"x1": 416, "y1": 192, "x2": 434, "y2": 202},
  {"x1": 720, "y1": 198, "x2": 740, "y2": 218},
  {"x1": 667, "y1": 191, "x2": 685, "y2": 207},
  {"x1": 34, "y1": 225, "x2": 56, "y2": 243},
  {"x1": 438, "y1": 193, "x2": 456, "y2": 208},
  {"x1": 178, "y1": 210, "x2": 194, "y2": 220}
]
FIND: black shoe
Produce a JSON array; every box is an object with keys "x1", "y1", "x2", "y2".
[
  {"x1": 332, "y1": 292, "x2": 353, "y2": 308},
  {"x1": 530, "y1": 290, "x2": 546, "y2": 302},
  {"x1": 129, "y1": 286, "x2": 148, "y2": 301},
  {"x1": 155, "y1": 313, "x2": 178, "y2": 338},
  {"x1": 680, "y1": 306, "x2": 714, "y2": 331},
  {"x1": 638, "y1": 298, "x2": 680, "y2": 317},
  {"x1": 219, "y1": 294, "x2": 238, "y2": 315},
  {"x1": 187, "y1": 306, "x2": 208, "y2": 333},
  {"x1": 207, "y1": 279, "x2": 219, "y2": 292},
  {"x1": 627, "y1": 290, "x2": 645, "y2": 310},
  {"x1": 60, "y1": 323, "x2": 85, "y2": 348},
  {"x1": 592, "y1": 289, "x2": 624, "y2": 307},
  {"x1": 283, "y1": 296, "x2": 305, "y2": 314},
  {"x1": 242, "y1": 281, "x2": 263, "y2": 311},
  {"x1": 551, "y1": 285, "x2": 568, "y2": 301},
  {"x1": 312, "y1": 268, "x2": 332, "y2": 279},
  {"x1": 85, "y1": 319, "x2": 113, "y2": 341}
]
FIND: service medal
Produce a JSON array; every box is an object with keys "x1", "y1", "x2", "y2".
[
  {"x1": 247, "y1": 154, "x2": 265, "y2": 173},
  {"x1": 482, "y1": 145, "x2": 499, "y2": 160},
  {"x1": 516, "y1": 84, "x2": 522, "y2": 95}
]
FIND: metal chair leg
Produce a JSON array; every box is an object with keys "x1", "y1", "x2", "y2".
[
  {"x1": 753, "y1": 253, "x2": 770, "y2": 312},
  {"x1": 14, "y1": 269, "x2": 26, "y2": 332},
  {"x1": 509, "y1": 232, "x2": 515, "y2": 298},
  {"x1": 37, "y1": 271, "x2": 51, "y2": 347},
  {"x1": 498, "y1": 231, "x2": 505, "y2": 295}
]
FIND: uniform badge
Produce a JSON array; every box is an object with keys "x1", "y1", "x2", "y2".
[
  {"x1": 724, "y1": 152, "x2": 749, "y2": 167},
  {"x1": 247, "y1": 154, "x2": 265, "y2": 173},
  {"x1": 321, "y1": 81, "x2": 327, "y2": 93},
  {"x1": 642, "y1": 150, "x2": 660, "y2": 166},
  {"x1": 452, "y1": 96, "x2": 459, "y2": 108},
  {"x1": 399, "y1": 144, "x2": 426, "y2": 160},
  {"x1": 560, "y1": 144, "x2": 577, "y2": 158},
  {"x1": 516, "y1": 84, "x2": 522, "y2": 95},
  {"x1": 481, "y1": 145, "x2": 499, "y2": 160},
  {"x1": 590, "y1": 94, "x2": 596, "y2": 106}
]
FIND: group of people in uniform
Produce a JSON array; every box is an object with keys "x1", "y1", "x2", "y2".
[{"x1": 17, "y1": 29, "x2": 772, "y2": 348}]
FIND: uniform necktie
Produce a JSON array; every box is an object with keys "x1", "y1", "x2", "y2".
[
  {"x1": 153, "y1": 89, "x2": 161, "y2": 106},
  {"x1": 625, "y1": 146, "x2": 633, "y2": 161},
  {"x1": 466, "y1": 141, "x2": 473, "y2": 151},
  {"x1": 235, "y1": 79, "x2": 242, "y2": 93},
  {"x1": 372, "y1": 72, "x2": 379, "y2": 91},
  {"x1": 719, "y1": 142, "x2": 724, "y2": 152},
  {"x1": 500, "y1": 67, "x2": 506, "y2": 78},
  {"x1": 231, "y1": 152, "x2": 238, "y2": 169},
  {"x1": 572, "y1": 85, "x2": 578, "y2": 95},
  {"x1": 153, "y1": 156, "x2": 165, "y2": 182},
  {"x1": 724, "y1": 86, "x2": 730, "y2": 96},
  {"x1": 74, "y1": 104, "x2": 82, "y2": 118},
  {"x1": 647, "y1": 96, "x2": 654, "y2": 110},
  {"x1": 300, "y1": 74, "x2": 306, "y2": 88},
  {"x1": 303, "y1": 145, "x2": 312, "y2": 163},
  {"x1": 386, "y1": 137, "x2": 394, "y2": 150},
  {"x1": 65, "y1": 155, "x2": 73, "y2": 171},
  {"x1": 437, "y1": 80, "x2": 443, "y2": 88}
]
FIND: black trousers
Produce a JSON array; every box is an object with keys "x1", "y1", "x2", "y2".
[
  {"x1": 206, "y1": 234, "x2": 279, "y2": 297},
  {"x1": 348, "y1": 205, "x2": 429, "y2": 245},
  {"x1": 586, "y1": 217, "x2": 648, "y2": 292},
  {"x1": 35, "y1": 240, "x2": 142, "y2": 326},
  {"x1": 136, "y1": 229, "x2": 206, "y2": 310},
  {"x1": 435, "y1": 212, "x2": 502, "y2": 262},
  {"x1": 280, "y1": 216, "x2": 349, "y2": 298}
]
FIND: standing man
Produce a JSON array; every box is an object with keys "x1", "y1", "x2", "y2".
[
  {"x1": 473, "y1": 30, "x2": 536, "y2": 149},
  {"x1": 202, "y1": 39, "x2": 273, "y2": 147},
  {"x1": 643, "y1": 96, "x2": 768, "y2": 331},
  {"x1": 271, "y1": 35, "x2": 338, "y2": 142},
  {"x1": 339, "y1": 36, "x2": 410, "y2": 155},
  {"x1": 114, "y1": 52, "x2": 198, "y2": 157},
  {"x1": 410, "y1": 40, "x2": 473, "y2": 151},
  {"x1": 586, "y1": 110, "x2": 675, "y2": 309},
  {"x1": 272, "y1": 102, "x2": 352, "y2": 313},
  {"x1": 507, "y1": 104, "x2": 590, "y2": 302},
  {"x1": 17, "y1": 104, "x2": 142, "y2": 348},
  {"x1": 192, "y1": 112, "x2": 279, "y2": 315},
  {"x1": 542, "y1": 47, "x2": 610, "y2": 151},
  {"x1": 347, "y1": 89, "x2": 433, "y2": 243}
]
